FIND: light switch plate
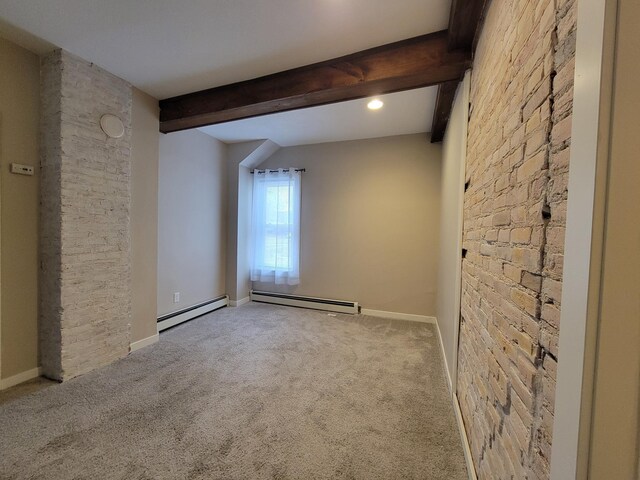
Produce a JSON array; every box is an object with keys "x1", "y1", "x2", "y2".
[{"x1": 10, "y1": 163, "x2": 34, "y2": 176}]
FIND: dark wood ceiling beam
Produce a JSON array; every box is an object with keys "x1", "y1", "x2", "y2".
[
  {"x1": 447, "y1": 0, "x2": 489, "y2": 51},
  {"x1": 430, "y1": 0, "x2": 488, "y2": 143},
  {"x1": 159, "y1": 30, "x2": 471, "y2": 133},
  {"x1": 430, "y1": 80, "x2": 461, "y2": 143}
]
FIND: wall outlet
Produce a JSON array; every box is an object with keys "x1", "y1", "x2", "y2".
[{"x1": 173, "y1": 292, "x2": 180, "y2": 303}]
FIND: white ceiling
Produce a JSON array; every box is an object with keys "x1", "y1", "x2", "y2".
[
  {"x1": 199, "y1": 87, "x2": 437, "y2": 147},
  {"x1": 0, "y1": 0, "x2": 450, "y2": 100},
  {"x1": 0, "y1": 0, "x2": 448, "y2": 146}
]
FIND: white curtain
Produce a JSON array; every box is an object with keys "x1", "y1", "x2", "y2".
[{"x1": 250, "y1": 168, "x2": 301, "y2": 285}]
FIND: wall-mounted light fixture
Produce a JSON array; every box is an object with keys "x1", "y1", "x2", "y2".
[{"x1": 100, "y1": 114, "x2": 125, "y2": 138}]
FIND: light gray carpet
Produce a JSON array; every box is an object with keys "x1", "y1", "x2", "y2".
[{"x1": 0, "y1": 303, "x2": 467, "y2": 479}]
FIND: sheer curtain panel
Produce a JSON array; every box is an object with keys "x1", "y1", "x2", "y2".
[{"x1": 250, "y1": 168, "x2": 301, "y2": 285}]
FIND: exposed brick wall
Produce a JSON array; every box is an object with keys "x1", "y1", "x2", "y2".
[
  {"x1": 456, "y1": 0, "x2": 576, "y2": 477},
  {"x1": 40, "y1": 50, "x2": 132, "y2": 381}
]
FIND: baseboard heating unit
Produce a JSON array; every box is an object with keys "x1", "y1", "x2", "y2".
[
  {"x1": 157, "y1": 295, "x2": 228, "y2": 332},
  {"x1": 250, "y1": 290, "x2": 359, "y2": 314}
]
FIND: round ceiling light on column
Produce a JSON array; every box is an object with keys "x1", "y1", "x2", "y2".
[{"x1": 100, "y1": 114, "x2": 125, "y2": 138}]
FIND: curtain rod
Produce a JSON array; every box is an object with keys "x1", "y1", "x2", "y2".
[{"x1": 250, "y1": 168, "x2": 306, "y2": 174}]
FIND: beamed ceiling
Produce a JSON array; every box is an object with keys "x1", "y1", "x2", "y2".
[{"x1": 0, "y1": 0, "x2": 487, "y2": 145}]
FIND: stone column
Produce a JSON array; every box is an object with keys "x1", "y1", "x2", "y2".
[{"x1": 40, "y1": 50, "x2": 132, "y2": 381}]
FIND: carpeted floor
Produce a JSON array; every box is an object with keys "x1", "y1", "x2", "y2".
[{"x1": 0, "y1": 303, "x2": 467, "y2": 480}]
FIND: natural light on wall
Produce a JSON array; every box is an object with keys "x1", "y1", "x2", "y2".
[{"x1": 250, "y1": 168, "x2": 301, "y2": 285}]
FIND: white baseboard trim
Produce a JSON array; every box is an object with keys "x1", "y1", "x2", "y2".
[
  {"x1": 0, "y1": 367, "x2": 42, "y2": 390},
  {"x1": 360, "y1": 309, "x2": 436, "y2": 324},
  {"x1": 157, "y1": 296, "x2": 229, "y2": 332},
  {"x1": 454, "y1": 393, "x2": 478, "y2": 480},
  {"x1": 435, "y1": 320, "x2": 453, "y2": 393},
  {"x1": 130, "y1": 333, "x2": 159, "y2": 352},
  {"x1": 434, "y1": 320, "x2": 476, "y2": 479},
  {"x1": 229, "y1": 297, "x2": 250, "y2": 307}
]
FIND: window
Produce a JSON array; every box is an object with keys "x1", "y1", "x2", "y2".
[{"x1": 250, "y1": 168, "x2": 301, "y2": 285}]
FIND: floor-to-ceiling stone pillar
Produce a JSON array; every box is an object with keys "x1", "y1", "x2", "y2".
[{"x1": 40, "y1": 49, "x2": 132, "y2": 381}]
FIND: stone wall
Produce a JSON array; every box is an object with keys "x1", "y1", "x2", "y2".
[
  {"x1": 40, "y1": 50, "x2": 132, "y2": 381},
  {"x1": 456, "y1": 0, "x2": 576, "y2": 477}
]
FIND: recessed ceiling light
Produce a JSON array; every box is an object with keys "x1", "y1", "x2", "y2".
[{"x1": 367, "y1": 99, "x2": 384, "y2": 110}]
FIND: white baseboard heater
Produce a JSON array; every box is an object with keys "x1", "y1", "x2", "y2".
[
  {"x1": 157, "y1": 295, "x2": 228, "y2": 332},
  {"x1": 250, "y1": 290, "x2": 359, "y2": 314}
]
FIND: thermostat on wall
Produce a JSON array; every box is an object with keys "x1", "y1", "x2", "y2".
[{"x1": 10, "y1": 163, "x2": 34, "y2": 176}]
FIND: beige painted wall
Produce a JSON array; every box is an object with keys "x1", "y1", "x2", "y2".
[
  {"x1": 225, "y1": 141, "x2": 263, "y2": 302},
  {"x1": 254, "y1": 134, "x2": 441, "y2": 316},
  {"x1": 158, "y1": 129, "x2": 227, "y2": 316},
  {"x1": 0, "y1": 38, "x2": 40, "y2": 380},
  {"x1": 226, "y1": 140, "x2": 280, "y2": 302},
  {"x1": 437, "y1": 71, "x2": 469, "y2": 388},
  {"x1": 588, "y1": 0, "x2": 640, "y2": 476},
  {"x1": 236, "y1": 165, "x2": 252, "y2": 300},
  {"x1": 130, "y1": 88, "x2": 159, "y2": 343}
]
